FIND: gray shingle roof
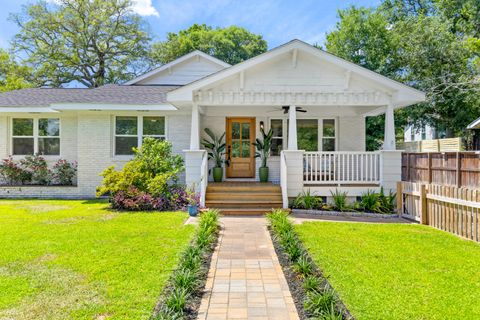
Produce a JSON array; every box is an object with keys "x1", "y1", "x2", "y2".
[{"x1": 0, "y1": 84, "x2": 181, "y2": 107}]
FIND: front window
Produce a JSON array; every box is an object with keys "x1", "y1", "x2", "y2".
[
  {"x1": 12, "y1": 118, "x2": 60, "y2": 156},
  {"x1": 322, "y1": 119, "x2": 335, "y2": 151},
  {"x1": 115, "y1": 116, "x2": 166, "y2": 155},
  {"x1": 297, "y1": 119, "x2": 318, "y2": 151},
  {"x1": 270, "y1": 119, "x2": 283, "y2": 156}
]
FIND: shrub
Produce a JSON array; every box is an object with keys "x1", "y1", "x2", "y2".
[
  {"x1": 330, "y1": 189, "x2": 349, "y2": 212},
  {"x1": 97, "y1": 138, "x2": 186, "y2": 211},
  {"x1": 303, "y1": 275, "x2": 322, "y2": 293},
  {"x1": 378, "y1": 187, "x2": 396, "y2": 213},
  {"x1": 293, "y1": 254, "x2": 315, "y2": 276},
  {"x1": 292, "y1": 189, "x2": 322, "y2": 210},
  {"x1": 304, "y1": 288, "x2": 338, "y2": 318},
  {"x1": 52, "y1": 159, "x2": 77, "y2": 185},
  {"x1": 20, "y1": 154, "x2": 52, "y2": 185},
  {"x1": 0, "y1": 156, "x2": 31, "y2": 185},
  {"x1": 360, "y1": 189, "x2": 381, "y2": 213}
]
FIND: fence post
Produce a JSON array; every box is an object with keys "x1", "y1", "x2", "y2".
[
  {"x1": 420, "y1": 184, "x2": 428, "y2": 225},
  {"x1": 456, "y1": 152, "x2": 462, "y2": 188},
  {"x1": 396, "y1": 181, "x2": 403, "y2": 217},
  {"x1": 427, "y1": 153, "x2": 432, "y2": 183}
]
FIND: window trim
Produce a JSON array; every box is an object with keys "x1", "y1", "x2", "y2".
[
  {"x1": 113, "y1": 115, "x2": 167, "y2": 157},
  {"x1": 268, "y1": 117, "x2": 338, "y2": 154},
  {"x1": 10, "y1": 117, "x2": 61, "y2": 157}
]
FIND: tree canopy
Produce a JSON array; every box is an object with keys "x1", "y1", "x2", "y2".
[
  {"x1": 325, "y1": 0, "x2": 480, "y2": 149},
  {"x1": 0, "y1": 49, "x2": 33, "y2": 92},
  {"x1": 10, "y1": 0, "x2": 151, "y2": 87},
  {"x1": 150, "y1": 24, "x2": 268, "y2": 65}
]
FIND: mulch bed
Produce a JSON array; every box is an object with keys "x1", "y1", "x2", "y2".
[{"x1": 268, "y1": 226, "x2": 354, "y2": 320}]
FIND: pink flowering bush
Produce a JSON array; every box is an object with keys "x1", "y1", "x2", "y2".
[
  {"x1": 52, "y1": 159, "x2": 77, "y2": 185},
  {"x1": 0, "y1": 156, "x2": 31, "y2": 185},
  {"x1": 0, "y1": 156, "x2": 77, "y2": 186}
]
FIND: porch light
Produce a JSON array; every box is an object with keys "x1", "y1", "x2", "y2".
[{"x1": 260, "y1": 121, "x2": 264, "y2": 130}]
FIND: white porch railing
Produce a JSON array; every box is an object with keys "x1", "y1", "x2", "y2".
[
  {"x1": 199, "y1": 151, "x2": 208, "y2": 207},
  {"x1": 280, "y1": 151, "x2": 289, "y2": 208},
  {"x1": 303, "y1": 151, "x2": 381, "y2": 185}
]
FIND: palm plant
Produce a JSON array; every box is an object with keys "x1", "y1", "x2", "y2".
[
  {"x1": 202, "y1": 128, "x2": 226, "y2": 182},
  {"x1": 252, "y1": 127, "x2": 273, "y2": 182}
]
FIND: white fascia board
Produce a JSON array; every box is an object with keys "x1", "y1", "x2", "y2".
[
  {"x1": 124, "y1": 50, "x2": 231, "y2": 85},
  {"x1": 0, "y1": 107, "x2": 59, "y2": 113},
  {"x1": 362, "y1": 106, "x2": 387, "y2": 117},
  {"x1": 168, "y1": 39, "x2": 426, "y2": 105},
  {"x1": 50, "y1": 103, "x2": 178, "y2": 111},
  {"x1": 467, "y1": 117, "x2": 480, "y2": 129}
]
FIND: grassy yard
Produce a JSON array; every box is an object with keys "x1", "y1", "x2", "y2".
[
  {"x1": 0, "y1": 200, "x2": 195, "y2": 320},
  {"x1": 296, "y1": 221, "x2": 480, "y2": 320}
]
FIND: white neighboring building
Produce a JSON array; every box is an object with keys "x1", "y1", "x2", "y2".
[{"x1": 0, "y1": 40, "x2": 425, "y2": 205}]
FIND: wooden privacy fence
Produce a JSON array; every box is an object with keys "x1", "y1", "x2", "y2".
[
  {"x1": 398, "y1": 137, "x2": 463, "y2": 152},
  {"x1": 397, "y1": 181, "x2": 480, "y2": 242},
  {"x1": 402, "y1": 152, "x2": 480, "y2": 189}
]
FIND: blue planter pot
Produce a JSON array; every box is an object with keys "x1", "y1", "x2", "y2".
[{"x1": 188, "y1": 205, "x2": 198, "y2": 216}]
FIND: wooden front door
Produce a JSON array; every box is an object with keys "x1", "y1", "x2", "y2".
[{"x1": 226, "y1": 117, "x2": 256, "y2": 178}]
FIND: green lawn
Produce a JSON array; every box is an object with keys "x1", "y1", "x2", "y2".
[
  {"x1": 0, "y1": 200, "x2": 195, "y2": 320},
  {"x1": 296, "y1": 221, "x2": 480, "y2": 320}
]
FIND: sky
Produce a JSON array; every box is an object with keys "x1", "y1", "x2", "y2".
[{"x1": 0, "y1": 0, "x2": 380, "y2": 50}]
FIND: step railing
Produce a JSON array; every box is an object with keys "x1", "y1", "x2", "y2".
[
  {"x1": 303, "y1": 151, "x2": 381, "y2": 185},
  {"x1": 280, "y1": 151, "x2": 289, "y2": 208},
  {"x1": 199, "y1": 150, "x2": 208, "y2": 207}
]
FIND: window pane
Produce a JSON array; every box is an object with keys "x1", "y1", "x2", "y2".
[
  {"x1": 39, "y1": 118, "x2": 60, "y2": 136},
  {"x1": 232, "y1": 141, "x2": 240, "y2": 157},
  {"x1": 116, "y1": 117, "x2": 137, "y2": 135},
  {"x1": 232, "y1": 122, "x2": 240, "y2": 139},
  {"x1": 271, "y1": 119, "x2": 283, "y2": 137},
  {"x1": 39, "y1": 138, "x2": 60, "y2": 155},
  {"x1": 115, "y1": 137, "x2": 137, "y2": 155},
  {"x1": 143, "y1": 117, "x2": 165, "y2": 135},
  {"x1": 322, "y1": 138, "x2": 335, "y2": 151},
  {"x1": 241, "y1": 141, "x2": 250, "y2": 158},
  {"x1": 241, "y1": 123, "x2": 250, "y2": 139},
  {"x1": 297, "y1": 119, "x2": 318, "y2": 151},
  {"x1": 13, "y1": 138, "x2": 34, "y2": 155},
  {"x1": 271, "y1": 138, "x2": 283, "y2": 156},
  {"x1": 13, "y1": 119, "x2": 33, "y2": 136},
  {"x1": 323, "y1": 119, "x2": 335, "y2": 138}
]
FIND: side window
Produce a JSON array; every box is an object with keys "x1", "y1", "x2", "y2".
[
  {"x1": 12, "y1": 118, "x2": 60, "y2": 155},
  {"x1": 115, "y1": 116, "x2": 138, "y2": 155}
]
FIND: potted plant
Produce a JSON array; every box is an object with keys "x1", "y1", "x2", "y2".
[
  {"x1": 253, "y1": 127, "x2": 273, "y2": 182},
  {"x1": 186, "y1": 186, "x2": 200, "y2": 216},
  {"x1": 202, "y1": 128, "x2": 226, "y2": 182}
]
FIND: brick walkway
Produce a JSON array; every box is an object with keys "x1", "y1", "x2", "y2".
[{"x1": 197, "y1": 217, "x2": 299, "y2": 320}]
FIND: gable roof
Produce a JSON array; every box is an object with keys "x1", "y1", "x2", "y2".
[
  {"x1": 467, "y1": 117, "x2": 480, "y2": 130},
  {"x1": 0, "y1": 84, "x2": 180, "y2": 107},
  {"x1": 168, "y1": 39, "x2": 425, "y2": 106},
  {"x1": 124, "y1": 50, "x2": 231, "y2": 85}
]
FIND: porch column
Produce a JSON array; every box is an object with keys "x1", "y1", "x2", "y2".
[
  {"x1": 287, "y1": 105, "x2": 298, "y2": 150},
  {"x1": 190, "y1": 102, "x2": 200, "y2": 150},
  {"x1": 384, "y1": 102, "x2": 396, "y2": 150}
]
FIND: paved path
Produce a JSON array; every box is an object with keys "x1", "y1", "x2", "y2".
[{"x1": 197, "y1": 217, "x2": 299, "y2": 320}]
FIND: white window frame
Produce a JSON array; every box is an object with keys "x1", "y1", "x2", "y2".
[
  {"x1": 268, "y1": 117, "x2": 338, "y2": 153},
  {"x1": 10, "y1": 117, "x2": 61, "y2": 157},
  {"x1": 113, "y1": 115, "x2": 167, "y2": 157}
]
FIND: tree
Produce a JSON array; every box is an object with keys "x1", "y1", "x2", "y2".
[
  {"x1": 325, "y1": 1, "x2": 480, "y2": 149},
  {"x1": 0, "y1": 49, "x2": 33, "y2": 92},
  {"x1": 10, "y1": 0, "x2": 151, "y2": 87},
  {"x1": 150, "y1": 24, "x2": 267, "y2": 65}
]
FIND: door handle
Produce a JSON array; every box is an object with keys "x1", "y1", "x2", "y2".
[{"x1": 226, "y1": 145, "x2": 232, "y2": 166}]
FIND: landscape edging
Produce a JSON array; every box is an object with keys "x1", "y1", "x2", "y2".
[{"x1": 292, "y1": 209, "x2": 399, "y2": 218}]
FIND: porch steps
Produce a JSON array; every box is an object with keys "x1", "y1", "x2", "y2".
[{"x1": 205, "y1": 182, "x2": 283, "y2": 216}]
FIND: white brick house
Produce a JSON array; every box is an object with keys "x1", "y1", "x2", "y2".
[{"x1": 0, "y1": 40, "x2": 425, "y2": 205}]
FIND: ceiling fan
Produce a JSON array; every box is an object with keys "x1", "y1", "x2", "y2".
[
  {"x1": 282, "y1": 106, "x2": 307, "y2": 114},
  {"x1": 266, "y1": 106, "x2": 308, "y2": 114}
]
